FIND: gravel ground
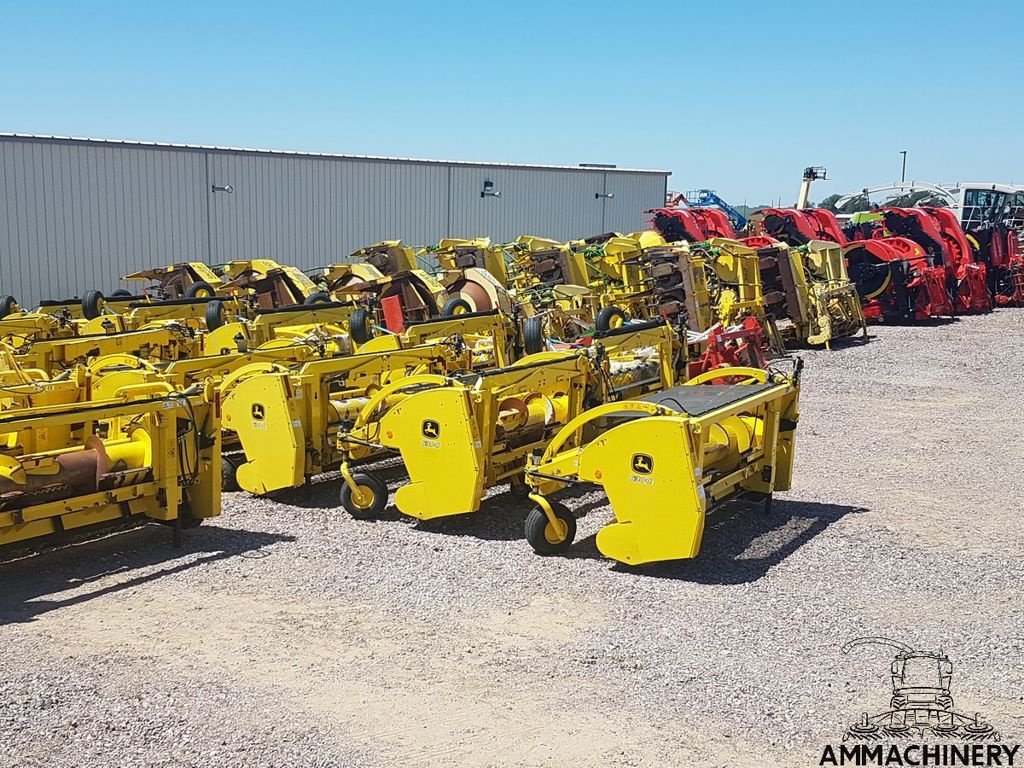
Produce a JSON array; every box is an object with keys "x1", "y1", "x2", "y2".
[{"x1": 2, "y1": 311, "x2": 1024, "y2": 767}]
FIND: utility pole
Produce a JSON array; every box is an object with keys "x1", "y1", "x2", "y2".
[{"x1": 899, "y1": 150, "x2": 907, "y2": 182}]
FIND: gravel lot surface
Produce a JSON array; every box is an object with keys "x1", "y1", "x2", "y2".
[{"x1": 3, "y1": 311, "x2": 1023, "y2": 767}]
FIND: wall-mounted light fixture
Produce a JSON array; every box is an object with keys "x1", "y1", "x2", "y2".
[
  {"x1": 212, "y1": 184, "x2": 234, "y2": 194},
  {"x1": 481, "y1": 179, "x2": 501, "y2": 198},
  {"x1": 595, "y1": 192, "x2": 614, "y2": 200}
]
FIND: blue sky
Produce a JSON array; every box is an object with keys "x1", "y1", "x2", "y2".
[{"x1": 2, "y1": 1, "x2": 1021, "y2": 203}]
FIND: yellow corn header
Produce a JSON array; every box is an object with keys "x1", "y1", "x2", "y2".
[
  {"x1": 1, "y1": 216, "x2": 826, "y2": 564},
  {"x1": 335, "y1": 321, "x2": 679, "y2": 522},
  {"x1": 525, "y1": 362, "x2": 801, "y2": 565},
  {"x1": 0, "y1": 375, "x2": 221, "y2": 548}
]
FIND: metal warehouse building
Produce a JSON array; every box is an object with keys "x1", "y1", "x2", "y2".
[{"x1": 0, "y1": 134, "x2": 670, "y2": 306}]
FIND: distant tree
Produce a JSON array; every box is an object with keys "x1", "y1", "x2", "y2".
[
  {"x1": 886, "y1": 191, "x2": 948, "y2": 208},
  {"x1": 818, "y1": 194, "x2": 843, "y2": 212},
  {"x1": 839, "y1": 194, "x2": 875, "y2": 214}
]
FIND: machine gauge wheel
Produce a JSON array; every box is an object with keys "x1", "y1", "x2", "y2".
[
  {"x1": 205, "y1": 299, "x2": 226, "y2": 331},
  {"x1": 525, "y1": 502, "x2": 576, "y2": 555},
  {"x1": 222, "y1": 454, "x2": 242, "y2": 493},
  {"x1": 441, "y1": 297, "x2": 472, "y2": 316},
  {"x1": 303, "y1": 291, "x2": 332, "y2": 305},
  {"x1": 523, "y1": 315, "x2": 545, "y2": 355},
  {"x1": 158, "y1": 513, "x2": 204, "y2": 529},
  {"x1": 0, "y1": 295, "x2": 17, "y2": 319},
  {"x1": 82, "y1": 289, "x2": 105, "y2": 320},
  {"x1": 186, "y1": 281, "x2": 216, "y2": 298},
  {"x1": 595, "y1": 305, "x2": 627, "y2": 332},
  {"x1": 340, "y1": 472, "x2": 388, "y2": 519},
  {"x1": 508, "y1": 475, "x2": 531, "y2": 497},
  {"x1": 349, "y1": 308, "x2": 374, "y2": 345}
]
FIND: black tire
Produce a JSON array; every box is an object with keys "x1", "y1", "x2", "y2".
[
  {"x1": 340, "y1": 472, "x2": 388, "y2": 519},
  {"x1": 205, "y1": 299, "x2": 226, "y2": 331},
  {"x1": 186, "y1": 280, "x2": 216, "y2": 298},
  {"x1": 222, "y1": 454, "x2": 241, "y2": 493},
  {"x1": 109, "y1": 289, "x2": 133, "y2": 298},
  {"x1": 0, "y1": 294, "x2": 17, "y2": 319},
  {"x1": 595, "y1": 305, "x2": 627, "y2": 333},
  {"x1": 157, "y1": 514, "x2": 204, "y2": 529},
  {"x1": 509, "y1": 475, "x2": 531, "y2": 497},
  {"x1": 441, "y1": 297, "x2": 472, "y2": 317},
  {"x1": 82, "y1": 289, "x2": 105, "y2": 320},
  {"x1": 349, "y1": 307, "x2": 374, "y2": 344},
  {"x1": 303, "y1": 291, "x2": 332, "y2": 305},
  {"x1": 524, "y1": 502, "x2": 576, "y2": 555},
  {"x1": 523, "y1": 315, "x2": 545, "y2": 355}
]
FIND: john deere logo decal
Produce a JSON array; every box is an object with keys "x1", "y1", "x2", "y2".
[
  {"x1": 251, "y1": 403, "x2": 265, "y2": 421},
  {"x1": 631, "y1": 453, "x2": 653, "y2": 475},
  {"x1": 422, "y1": 419, "x2": 441, "y2": 439}
]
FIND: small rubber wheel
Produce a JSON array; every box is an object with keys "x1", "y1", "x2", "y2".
[
  {"x1": 82, "y1": 289, "x2": 105, "y2": 320},
  {"x1": 509, "y1": 476, "x2": 531, "y2": 497},
  {"x1": 340, "y1": 472, "x2": 387, "y2": 519},
  {"x1": 523, "y1": 315, "x2": 545, "y2": 354},
  {"x1": 441, "y1": 297, "x2": 472, "y2": 316},
  {"x1": 349, "y1": 307, "x2": 374, "y2": 344},
  {"x1": 524, "y1": 502, "x2": 576, "y2": 555},
  {"x1": 109, "y1": 288, "x2": 133, "y2": 298},
  {"x1": 186, "y1": 280, "x2": 216, "y2": 298},
  {"x1": 0, "y1": 295, "x2": 17, "y2": 319},
  {"x1": 595, "y1": 305, "x2": 627, "y2": 332},
  {"x1": 205, "y1": 299, "x2": 226, "y2": 330},
  {"x1": 157, "y1": 514, "x2": 204, "y2": 529},
  {"x1": 303, "y1": 291, "x2": 332, "y2": 305},
  {"x1": 221, "y1": 454, "x2": 241, "y2": 493}
]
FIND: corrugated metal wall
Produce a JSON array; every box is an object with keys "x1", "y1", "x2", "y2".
[
  {"x1": 1, "y1": 140, "x2": 208, "y2": 306},
  {"x1": 0, "y1": 136, "x2": 668, "y2": 306},
  {"x1": 448, "y1": 166, "x2": 607, "y2": 241},
  {"x1": 206, "y1": 154, "x2": 451, "y2": 267}
]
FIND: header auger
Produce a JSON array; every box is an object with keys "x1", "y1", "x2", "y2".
[{"x1": 0, "y1": 380, "x2": 221, "y2": 549}]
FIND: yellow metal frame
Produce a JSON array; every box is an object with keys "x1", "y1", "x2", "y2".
[
  {"x1": 0, "y1": 384, "x2": 221, "y2": 547},
  {"x1": 221, "y1": 342, "x2": 471, "y2": 495},
  {"x1": 14, "y1": 325, "x2": 199, "y2": 375},
  {"x1": 524, "y1": 365, "x2": 800, "y2": 565},
  {"x1": 357, "y1": 310, "x2": 518, "y2": 369},
  {"x1": 800, "y1": 241, "x2": 868, "y2": 347},
  {"x1": 335, "y1": 322, "x2": 680, "y2": 522}
]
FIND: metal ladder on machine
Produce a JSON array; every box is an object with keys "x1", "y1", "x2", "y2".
[{"x1": 684, "y1": 189, "x2": 748, "y2": 232}]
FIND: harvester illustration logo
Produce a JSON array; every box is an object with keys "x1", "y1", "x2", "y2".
[
  {"x1": 840, "y1": 637, "x2": 998, "y2": 742},
  {"x1": 818, "y1": 638, "x2": 1019, "y2": 766},
  {"x1": 421, "y1": 419, "x2": 441, "y2": 440},
  {"x1": 630, "y1": 453, "x2": 653, "y2": 475}
]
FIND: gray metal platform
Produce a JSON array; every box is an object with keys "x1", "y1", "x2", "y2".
[{"x1": 640, "y1": 384, "x2": 779, "y2": 417}]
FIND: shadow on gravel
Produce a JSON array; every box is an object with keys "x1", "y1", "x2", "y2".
[
  {"x1": 787, "y1": 331, "x2": 874, "y2": 352},
  {"x1": 569, "y1": 499, "x2": 867, "y2": 584},
  {"x1": 0, "y1": 524, "x2": 293, "y2": 625},
  {"x1": 269, "y1": 460, "x2": 410, "y2": 515},
  {"x1": 413, "y1": 482, "x2": 604, "y2": 541}
]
